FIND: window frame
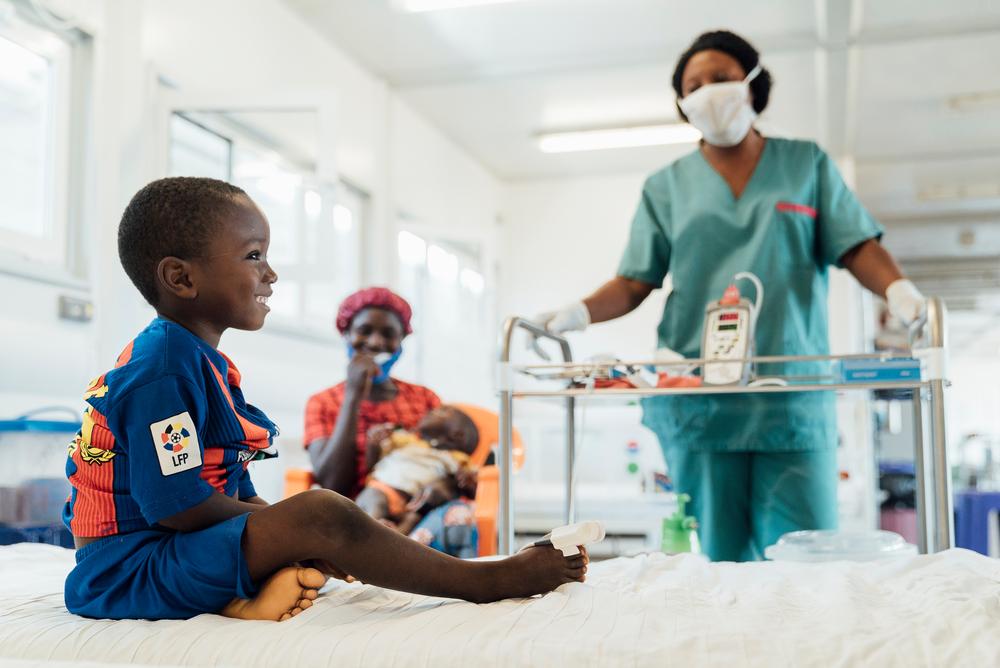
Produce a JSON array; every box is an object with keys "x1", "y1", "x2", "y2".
[
  {"x1": 0, "y1": 3, "x2": 85, "y2": 277},
  {"x1": 158, "y1": 89, "x2": 359, "y2": 342}
]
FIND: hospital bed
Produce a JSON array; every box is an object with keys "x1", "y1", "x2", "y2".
[
  {"x1": 1, "y1": 541, "x2": 998, "y2": 667},
  {"x1": 497, "y1": 297, "x2": 953, "y2": 556},
  {"x1": 5, "y1": 299, "x2": 997, "y2": 667}
]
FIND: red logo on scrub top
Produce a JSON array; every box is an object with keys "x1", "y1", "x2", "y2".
[{"x1": 776, "y1": 201, "x2": 817, "y2": 218}]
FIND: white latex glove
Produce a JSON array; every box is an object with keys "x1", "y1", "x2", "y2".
[
  {"x1": 535, "y1": 301, "x2": 591, "y2": 335},
  {"x1": 886, "y1": 279, "x2": 926, "y2": 326}
]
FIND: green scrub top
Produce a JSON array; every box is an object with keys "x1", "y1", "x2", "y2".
[{"x1": 619, "y1": 137, "x2": 883, "y2": 451}]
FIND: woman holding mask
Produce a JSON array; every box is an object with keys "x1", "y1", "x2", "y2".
[
  {"x1": 304, "y1": 287, "x2": 478, "y2": 556},
  {"x1": 536, "y1": 31, "x2": 925, "y2": 562},
  {"x1": 304, "y1": 287, "x2": 436, "y2": 500}
]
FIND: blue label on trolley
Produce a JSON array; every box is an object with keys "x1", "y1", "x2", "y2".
[{"x1": 837, "y1": 357, "x2": 921, "y2": 383}]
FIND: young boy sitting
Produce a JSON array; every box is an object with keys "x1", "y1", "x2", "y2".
[
  {"x1": 356, "y1": 405, "x2": 479, "y2": 534},
  {"x1": 62, "y1": 177, "x2": 587, "y2": 622}
]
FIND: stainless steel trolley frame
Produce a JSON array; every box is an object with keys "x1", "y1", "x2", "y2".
[{"x1": 497, "y1": 297, "x2": 951, "y2": 556}]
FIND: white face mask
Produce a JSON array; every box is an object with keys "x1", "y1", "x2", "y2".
[{"x1": 679, "y1": 64, "x2": 762, "y2": 147}]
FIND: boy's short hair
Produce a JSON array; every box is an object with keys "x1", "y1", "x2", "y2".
[{"x1": 118, "y1": 177, "x2": 248, "y2": 306}]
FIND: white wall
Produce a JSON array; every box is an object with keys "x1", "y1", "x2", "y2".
[
  {"x1": 390, "y1": 99, "x2": 501, "y2": 239},
  {"x1": 499, "y1": 171, "x2": 665, "y2": 361},
  {"x1": 1, "y1": 0, "x2": 503, "y2": 501}
]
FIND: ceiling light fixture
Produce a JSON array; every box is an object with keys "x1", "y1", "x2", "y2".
[
  {"x1": 537, "y1": 123, "x2": 701, "y2": 153},
  {"x1": 917, "y1": 183, "x2": 1000, "y2": 201},
  {"x1": 395, "y1": 0, "x2": 528, "y2": 12}
]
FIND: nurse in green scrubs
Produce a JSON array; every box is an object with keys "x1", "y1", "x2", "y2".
[{"x1": 537, "y1": 31, "x2": 926, "y2": 562}]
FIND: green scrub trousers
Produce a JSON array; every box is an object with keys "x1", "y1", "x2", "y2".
[{"x1": 618, "y1": 137, "x2": 883, "y2": 561}]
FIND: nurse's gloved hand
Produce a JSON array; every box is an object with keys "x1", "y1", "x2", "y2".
[
  {"x1": 535, "y1": 301, "x2": 591, "y2": 335},
  {"x1": 527, "y1": 302, "x2": 590, "y2": 359},
  {"x1": 886, "y1": 279, "x2": 926, "y2": 326}
]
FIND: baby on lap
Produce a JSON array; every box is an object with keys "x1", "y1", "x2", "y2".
[{"x1": 356, "y1": 406, "x2": 479, "y2": 534}]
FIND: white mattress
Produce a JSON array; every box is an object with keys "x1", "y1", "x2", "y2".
[{"x1": 1, "y1": 542, "x2": 999, "y2": 667}]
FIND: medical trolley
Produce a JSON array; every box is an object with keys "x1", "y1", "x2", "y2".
[{"x1": 496, "y1": 297, "x2": 952, "y2": 557}]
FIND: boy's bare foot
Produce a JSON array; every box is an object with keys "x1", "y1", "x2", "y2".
[
  {"x1": 221, "y1": 566, "x2": 327, "y2": 621},
  {"x1": 478, "y1": 545, "x2": 587, "y2": 603}
]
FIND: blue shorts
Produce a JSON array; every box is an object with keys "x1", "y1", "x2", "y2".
[{"x1": 65, "y1": 513, "x2": 257, "y2": 620}]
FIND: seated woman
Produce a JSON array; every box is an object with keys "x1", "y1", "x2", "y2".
[{"x1": 303, "y1": 287, "x2": 480, "y2": 557}]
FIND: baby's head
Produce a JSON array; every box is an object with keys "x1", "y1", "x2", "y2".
[
  {"x1": 418, "y1": 406, "x2": 479, "y2": 456},
  {"x1": 118, "y1": 177, "x2": 277, "y2": 333}
]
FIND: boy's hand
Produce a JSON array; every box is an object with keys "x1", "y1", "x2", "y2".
[{"x1": 345, "y1": 353, "x2": 378, "y2": 398}]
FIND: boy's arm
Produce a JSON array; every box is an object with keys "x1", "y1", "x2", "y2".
[
  {"x1": 114, "y1": 375, "x2": 266, "y2": 532},
  {"x1": 158, "y1": 492, "x2": 266, "y2": 532}
]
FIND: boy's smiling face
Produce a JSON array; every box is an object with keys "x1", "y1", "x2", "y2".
[{"x1": 187, "y1": 197, "x2": 278, "y2": 336}]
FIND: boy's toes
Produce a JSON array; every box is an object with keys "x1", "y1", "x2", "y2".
[
  {"x1": 297, "y1": 598, "x2": 313, "y2": 611},
  {"x1": 297, "y1": 567, "x2": 327, "y2": 589},
  {"x1": 279, "y1": 612, "x2": 292, "y2": 622},
  {"x1": 302, "y1": 589, "x2": 318, "y2": 601}
]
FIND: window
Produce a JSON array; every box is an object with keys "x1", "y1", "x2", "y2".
[
  {"x1": 168, "y1": 112, "x2": 365, "y2": 335},
  {"x1": 169, "y1": 115, "x2": 231, "y2": 181},
  {"x1": 395, "y1": 224, "x2": 494, "y2": 402},
  {"x1": 0, "y1": 2, "x2": 79, "y2": 268}
]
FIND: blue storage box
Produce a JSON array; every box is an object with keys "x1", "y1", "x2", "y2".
[{"x1": 0, "y1": 408, "x2": 80, "y2": 546}]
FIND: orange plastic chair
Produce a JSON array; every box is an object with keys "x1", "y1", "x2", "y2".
[{"x1": 282, "y1": 403, "x2": 524, "y2": 557}]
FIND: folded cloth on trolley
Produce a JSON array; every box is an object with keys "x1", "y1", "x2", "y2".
[
  {"x1": 588, "y1": 374, "x2": 702, "y2": 389},
  {"x1": 2, "y1": 543, "x2": 999, "y2": 667}
]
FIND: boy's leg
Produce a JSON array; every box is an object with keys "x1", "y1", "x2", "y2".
[{"x1": 241, "y1": 489, "x2": 586, "y2": 605}]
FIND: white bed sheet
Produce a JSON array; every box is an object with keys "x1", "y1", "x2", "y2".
[{"x1": 1, "y1": 542, "x2": 998, "y2": 667}]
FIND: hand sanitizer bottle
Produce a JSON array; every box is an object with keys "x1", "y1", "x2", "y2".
[{"x1": 661, "y1": 493, "x2": 701, "y2": 555}]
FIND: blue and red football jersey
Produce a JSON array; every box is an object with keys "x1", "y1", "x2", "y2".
[{"x1": 63, "y1": 318, "x2": 278, "y2": 538}]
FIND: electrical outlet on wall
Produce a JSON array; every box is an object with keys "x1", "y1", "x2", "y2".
[{"x1": 58, "y1": 295, "x2": 93, "y2": 322}]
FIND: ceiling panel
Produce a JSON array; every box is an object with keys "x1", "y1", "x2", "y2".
[
  {"x1": 857, "y1": 154, "x2": 1000, "y2": 217},
  {"x1": 859, "y1": 0, "x2": 1000, "y2": 34},
  {"x1": 399, "y1": 49, "x2": 819, "y2": 179},
  {"x1": 284, "y1": 0, "x2": 1000, "y2": 210},
  {"x1": 286, "y1": 0, "x2": 816, "y2": 86},
  {"x1": 851, "y1": 30, "x2": 1000, "y2": 217}
]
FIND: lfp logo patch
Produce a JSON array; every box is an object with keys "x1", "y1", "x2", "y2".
[
  {"x1": 149, "y1": 412, "x2": 202, "y2": 475},
  {"x1": 160, "y1": 423, "x2": 190, "y2": 452}
]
